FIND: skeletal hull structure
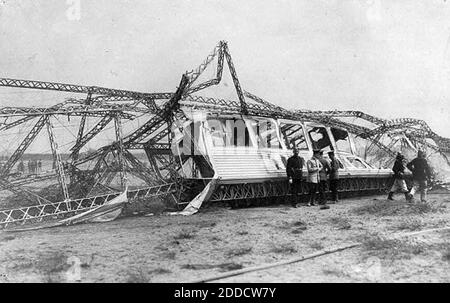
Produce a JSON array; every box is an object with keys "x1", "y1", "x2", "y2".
[
  {"x1": 0, "y1": 40, "x2": 448, "y2": 228},
  {"x1": 174, "y1": 110, "x2": 393, "y2": 207}
]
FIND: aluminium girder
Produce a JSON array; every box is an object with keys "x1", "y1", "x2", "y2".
[
  {"x1": 0, "y1": 115, "x2": 47, "y2": 176},
  {"x1": 243, "y1": 90, "x2": 288, "y2": 112},
  {"x1": 0, "y1": 77, "x2": 172, "y2": 100},
  {"x1": 299, "y1": 110, "x2": 387, "y2": 126},
  {"x1": 113, "y1": 115, "x2": 126, "y2": 189},
  {"x1": 0, "y1": 183, "x2": 176, "y2": 228},
  {"x1": 123, "y1": 114, "x2": 167, "y2": 147},
  {"x1": 0, "y1": 107, "x2": 135, "y2": 120},
  {"x1": 123, "y1": 150, "x2": 163, "y2": 185},
  {"x1": 46, "y1": 119, "x2": 70, "y2": 201},
  {"x1": 70, "y1": 115, "x2": 114, "y2": 155},
  {"x1": 72, "y1": 94, "x2": 93, "y2": 162},
  {"x1": 222, "y1": 42, "x2": 248, "y2": 115},
  {"x1": 186, "y1": 42, "x2": 222, "y2": 89},
  {"x1": 0, "y1": 99, "x2": 86, "y2": 131}
]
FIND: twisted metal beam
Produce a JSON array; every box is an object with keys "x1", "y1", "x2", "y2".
[{"x1": 0, "y1": 77, "x2": 172, "y2": 100}]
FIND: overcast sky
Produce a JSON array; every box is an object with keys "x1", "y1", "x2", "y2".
[{"x1": 1, "y1": 0, "x2": 450, "y2": 141}]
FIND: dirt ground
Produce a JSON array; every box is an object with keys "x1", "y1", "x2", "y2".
[{"x1": 0, "y1": 192, "x2": 449, "y2": 283}]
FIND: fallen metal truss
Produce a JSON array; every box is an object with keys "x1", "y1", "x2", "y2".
[
  {"x1": 0, "y1": 40, "x2": 449, "y2": 229},
  {"x1": 0, "y1": 183, "x2": 176, "y2": 228}
]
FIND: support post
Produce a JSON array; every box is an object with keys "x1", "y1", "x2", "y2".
[
  {"x1": 113, "y1": 114, "x2": 126, "y2": 190},
  {"x1": 46, "y1": 117, "x2": 70, "y2": 201}
]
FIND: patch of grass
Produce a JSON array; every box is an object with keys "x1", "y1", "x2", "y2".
[
  {"x1": 329, "y1": 217, "x2": 352, "y2": 230},
  {"x1": 196, "y1": 221, "x2": 217, "y2": 228},
  {"x1": 291, "y1": 228, "x2": 305, "y2": 234},
  {"x1": 322, "y1": 268, "x2": 345, "y2": 277},
  {"x1": 35, "y1": 251, "x2": 71, "y2": 283},
  {"x1": 292, "y1": 220, "x2": 307, "y2": 227},
  {"x1": 225, "y1": 247, "x2": 253, "y2": 257},
  {"x1": 310, "y1": 241, "x2": 324, "y2": 250},
  {"x1": 161, "y1": 251, "x2": 176, "y2": 260},
  {"x1": 181, "y1": 264, "x2": 217, "y2": 270},
  {"x1": 442, "y1": 249, "x2": 450, "y2": 262},
  {"x1": 125, "y1": 268, "x2": 149, "y2": 283},
  {"x1": 360, "y1": 234, "x2": 426, "y2": 260},
  {"x1": 181, "y1": 262, "x2": 243, "y2": 272},
  {"x1": 148, "y1": 268, "x2": 171, "y2": 275},
  {"x1": 353, "y1": 200, "x2": 444, "y2": 217},
  {"x1": 428, "y1": 242, "x2": 450, "y2": 262},
  {"x1": 155, "y1": 244, "x2": 176, "y2": 259},
  {"x1": 277, "y1": 220, "x2": 308, "y2": 232},
  {"x1": 80, "y1": 254, "x2": 96, "y2": 268},
  {"x1": 329, "y1": 216, "x2": 345, "y2": 224},
  {"x1": 0, "y1": 235, "x2": 15, "y2": 242},
  {"x1": 270, "y1": 243, "x2": 297, "y2": 254},
  {"x1": 392, "y1": 218, "x2": 423, "y2": 231},
  {"x1": 8, "y1": 256, "x2": 34, "y2": 271},
  {"x1": 218, "y1": 263, "x2": 243, "y2": 272},
  {"x1": 174, "y1": 230, "x2": 196, "y2": 240}
]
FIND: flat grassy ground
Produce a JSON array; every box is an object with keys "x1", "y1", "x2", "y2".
[{"x1": 0, "y1": 193, "x2": 449, "y2": 283}]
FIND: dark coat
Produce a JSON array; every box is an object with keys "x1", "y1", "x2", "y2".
[
  {"x1": 319, "y1": 157, "x2": 331, "y2": 181},
  {"x1": 329, "y1": 157, "x2": 341, "y2": 180},
  {"x1": 407, "y1": 157, "x2": 431, "y2": 181},
  {"x1": 286, "y1": 155, "x2": 305, "y2": 179},
  {"x1": 392, "y1": 158, "x2": 406, "y2": 179}
]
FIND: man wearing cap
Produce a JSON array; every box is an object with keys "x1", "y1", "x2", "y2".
[
  {"x1": 328, "y1": 151, "x2": 341, "y2": 203},
  {"x1": 407, "y1": 150, "x2": 432, "y2": 202},
  {"x1": 317, "y1": 150, "x2": 331, "y2": 209},
  {"x1": 306, "y1": 149, "x2": 323, "y2": 206},
  {"x1": 286, "y1": 147, "x2": 305, "y2": 208},
  {"x1": 387, "y1": 152, "x2": 410, "y2": 201}
]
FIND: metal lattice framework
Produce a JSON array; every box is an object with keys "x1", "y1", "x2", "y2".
[{"x1": 0, "y1": 40, "x2": 449, "y2": 228}]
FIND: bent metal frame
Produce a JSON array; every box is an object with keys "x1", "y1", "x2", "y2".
[{"x1": 0, "y1": 41, "x2": 449, "y2": 228}]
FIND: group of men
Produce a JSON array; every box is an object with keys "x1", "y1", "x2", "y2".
[
  {"x1": 387, "y1": 150, "x2": 431, "y2": 203},
  {"x1": 286, "y1": 148, "x2": 341, "y2": 210},
  {"x1": 17, "y1": 159, "x2": 42, "y2": 175},
  {"x1": 286, "y1": 148, "x2": 432, "y2": 209}
]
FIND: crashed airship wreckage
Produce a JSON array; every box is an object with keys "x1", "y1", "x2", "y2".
[{"x1": 0, "y1": 41, "x2": 449, "y2": 230}]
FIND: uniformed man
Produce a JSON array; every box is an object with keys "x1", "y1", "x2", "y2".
[
  {"x1": 407, "y1": 150, "x2": 432, "y2": 203},
  {"x1": 387, "y1": 153, "x2": 409, "y2": 201},
  {"x1": 286, "y1": 147, "x2": 305, "y2": 208},
  {"x1": 318, "y1": 150, "x2": 331, "y2": 209},
  {"x1": 328, "y1": 151, "x2": 342, "y2": 204},
  {"x1": 306, "y1": 149, "x2": 323, "y2": 206},
  {"x1": 17, "y1": 160, "x2": 25, "y2": 174},
  {"x1": 37, "y1": 160, "x2": 42, "y2": 174}
]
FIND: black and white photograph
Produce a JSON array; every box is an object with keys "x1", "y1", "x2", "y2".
[{"x1": 0, "y1": 0, "x2": 449, "y2": 287}]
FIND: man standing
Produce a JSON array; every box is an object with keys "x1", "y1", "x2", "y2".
[
  {"x1": 38, "y1": 160, "x2": 42, "y2": 174},
  {"x1": 407, "y1": 150, "x2": 432, "y2": 203},
  {"x1": 317, "y1": 151, "x2": 331, "y2": 209},
  {"x1": 328, "y1": 151, "x2": 341, "y2": 204},
  {"x1": 17, "y1": 160, "x2": 25, "y2": 174},
  {"x1": 32, "y1": 160, "x2": 37, "y2": 175},
  {"x1": 307, "y1": 149, "x2": 323, "y2": 207},
  {"x1": 387, "y1": 153, "x2": 410, "y2": 201},
  {"x1": 286, "y1": 148, "x2": 305, "y2": 208}
]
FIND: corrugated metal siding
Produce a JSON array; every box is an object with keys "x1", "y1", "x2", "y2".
[
  {"x1": 209, "y1": 147, "x2": 392, "y2": 182},
  {"x1": 210, "y1": 147, "x2": 287, "y2": 181}
]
